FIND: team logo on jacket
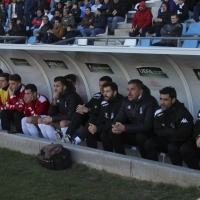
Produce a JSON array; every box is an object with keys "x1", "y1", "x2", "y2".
[
  {"x1": 181, "y1": 118, "x2": 188, "y2": 123},
  {"x1": 127, "y1": 105, "x2": 131, "y2": 109}
]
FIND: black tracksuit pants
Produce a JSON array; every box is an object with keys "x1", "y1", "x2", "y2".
[
  {"x1": 180, "y1": 141, "x2": 200, "y2": 170},
  {"x1": 109, "y1": 130, "x2": 151, "y2": 159},
  {"x1": 145, "y1": 136, "x2": 183, "y2": 166},
  {"x1": 0, "y1": 110, "x2": 25, "y2": 133}
]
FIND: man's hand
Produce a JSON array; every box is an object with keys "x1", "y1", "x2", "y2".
[
  {"x1": 89, "y1": 25, "x2": 94, "y2": 28},
  {"x1": 88, "y1": 123, "x2": 97, "y2": 134},
  {"x1": 62, "y1": 37, "x2": 66, "y2": 39},
  {"x1": 196, "y1": 135, "x2": 200, "y2": 148},
  {"x1": 35, "y1": 34, "x2": 39, "y2": 37},
  {"x1": 18, "y1": 98, "x2": 24, "y2": 104},
  {"x1": 43, "y1": 117, "x2": 52, "y2": 124},
  {"x1": 76, "y1": 104, "x2": 88, "y2": 114},
  {"x1": 139, "y1": 28, "x2": 142, "y2": 34},
  {"x1": 24, "y1": 96, "x2": 33, "y2": 103},
  {"x1": 112, "y1": 122, "x2": 125, "y2": 134},
  {"x1": 132, "y1": 27, "x2": 135, "y2": 31},
  {"x1": 53, "y1": 92, "x2": 59, "y2": 103},
  {"x1": 8, "y1": 86, "x2": 14, "y2": 96}
]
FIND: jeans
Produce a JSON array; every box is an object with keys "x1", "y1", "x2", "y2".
[
  {"x1": 77, "y1": 25, "x2": 84, "y2": 30},
  {"x1": 107, "y1": 16, "x2": 125, "y2": 32},
  {"x1": 33, "y1": 28, "x2": 40, "y2": 36}
]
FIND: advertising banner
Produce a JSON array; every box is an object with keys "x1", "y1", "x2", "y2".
[
  {"x1": 10, "y1": 58, "x2": 31, "y2": 66},
  {"x1": 193, "y1": 69, "x2": 200, "y2": 80},
  {"x1": 86, "y1": 63, "x2": 114, "y2": 74},
  {"x1": 44, "y1": 60, "x2": 68, "y2": 69}
]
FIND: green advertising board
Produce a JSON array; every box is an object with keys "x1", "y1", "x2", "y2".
[
  {"x1": 136, "y1": 67, "x2": 168, "y2": 78},
  {"x1": 86, "y1": 63, "x2": 114, "y2": 74},
  {"x1": 193, "y1": 69, "x2": 200, "y2": 80},
  {"x1": 10, "y1": 58, "x2": 31, "y2": 66},
  {"x1": 44, "y1": 60, "x2": 68, "y2": 69}
]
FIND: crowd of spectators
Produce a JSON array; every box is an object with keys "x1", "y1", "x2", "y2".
[{"x1": 0, "y1": 70, "x2": 200, "y2": 171}]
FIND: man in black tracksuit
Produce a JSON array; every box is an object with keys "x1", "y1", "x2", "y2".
[
  {"x1": 145, "y1": 87, "x2": 193, "y2": 166},
  {"x1": 180, "y1": 111, "x2": 200, "y2": 170},
  {"x1": 38, "y1": 76, "x2": 83, "y2": 141},
  {"x1": 110, "y1": 79, "x2": 158, "y2": 159},
  {"x1": 61, "y1": 76, "x2": 113, "y2": 144},
  {"x1": 86, "y1": 82, "x2": 124, "y2": 150}
]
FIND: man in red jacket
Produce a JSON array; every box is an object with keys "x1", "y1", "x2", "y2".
[
  {"x1": 0, "y1": 74, "x2": 25, "y2": 133},
  {"x1": 129, "y1": 1, "x2": 152, "y2": 37},
  {"x1": 21, "y1": 84, "x2": 50, "y2": 138}
]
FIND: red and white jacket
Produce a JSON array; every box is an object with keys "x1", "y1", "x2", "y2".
[
  {"x1": 24, "y1": 94, "x2": 50, "y2": 117},
  {"x1": 5, "y1": 84, "x2": 25, "y2": 112}
]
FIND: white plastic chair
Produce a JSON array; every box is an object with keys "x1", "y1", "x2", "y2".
[
  {"x1": 117, "y1": 14, "x2": 127, "y2": 28},
  {"x1": 97, "y1": 26, "x2": 108, "y2": 37},
  {"x1": 124, "y1": 39, "x2": 137, "y2": 46},
  {"x1": 77, "y1": 39, "x2": 88, "y2": 45}
]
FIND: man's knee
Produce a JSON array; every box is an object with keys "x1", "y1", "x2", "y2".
[
  {"x1": 144, "y1": 138, "x2": 155, "y2": 149},
  {"x1": 180, "y1": 143, "x2": 191, "y2": 156},
  {"x1": 60, "y1": 120, "x2": 70, "y2": 128},
  {"x1": 14, "y1": 112, "x2": 24, "y2": 120},
  {"x1": 168, "y1": 143, "x2": 180, "y2": 154},
  {"x1": 38, "y1": 118, "x2": 44, "y2": 124},
  {"x1": 0, "y1": 110, "x2": 8, "y2": 118},
  {"x1": 26, "y1": 116, "x2": 39, "y2": 124},
  {"x1": 136, "y1": 132, "x2": 148, "y2": 143}
]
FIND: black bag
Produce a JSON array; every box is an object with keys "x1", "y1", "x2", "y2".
[{"x1": 37, "y1": 146, "x2": 72, "y2": 170}]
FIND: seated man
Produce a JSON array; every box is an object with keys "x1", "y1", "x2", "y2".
[
  {"x1": 80, "y1": 8, "x2": 107, "y2": 45},
  {"x1": 110, "y1": 79, "x2": 158, "y2": 159},
  {"x1": 87, "y1": 82, "x2": 124, "y2": 150},
  {"x1": 32, "y1": 9, "x2": 43, "y2": 30},
  {"x1": 91, "y1": 0, "x2": 102, "y2": 13},
  {"x1": 180, "y1": 111, "x2": 200, "y2": 170},
  {"x1": 62, "y1": 9, "x2": 75, "y2": 29},
  {"x1": 0, "y1": 73, "x2": 10, "y2": 111},
  {"x1": 38, "y1": 76, "x2": 83, "y2": 140},
  {"x1": 129, "y1": 1, "x2": 153, "y2": 37},
  {"x1": 64, "y1": 74, "x2": 76, "y2": 91},
  {"x1": 152, "y1": 14, "x2": 183, "y2": 47},
  {"x1": 0, "y1": 74, "x2": 25, "y2": 133},
  {"x1": 107, "y1": 0, "x2": 126, "y2": 35},
  {"x1": 176, "y1": 0, "x2": 189, "y2": 23},
  {"x1": 41, "y1": 18, "x2": 65, "y2": 44},
  {"x1": 61, "y1": 25, "x2": 77, "y2": 45},
  {"x1": 191, "y1": 1, "x2": 200, "y2": 23},
  {"x1": 21, "y1": 84, "x2": 50, "y2": 138},
  {"x1": 145, "y1": 87, "x2": 193, "y2": 166},
  {"x1": 50, "y1": 10, "x2": 62, "y2": 26},
  {"x1": 80, "y1": 0, "x2": 92, "y2": 19},
  {"x1": 57, "y1": 76, "x2": 112, "y2": 144}
]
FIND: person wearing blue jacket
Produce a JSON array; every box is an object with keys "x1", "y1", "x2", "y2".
[
  {"x1": 80, "y1": 8, "x2": 107, "y2": 44},
  {"x1": 24, "y1": 0, "x2": 35, "y2": 29},
  {"x1": 80, "y1": 0, "x2": 92, "y2": 18}
]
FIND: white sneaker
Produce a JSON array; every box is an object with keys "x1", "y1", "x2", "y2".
[{"x1": 53, "y1": 131, "x2": 62, "y2": 142}]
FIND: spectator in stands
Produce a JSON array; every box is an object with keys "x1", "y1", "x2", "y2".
[
  {"x1": 32, "y1": 9, "x2": 43, "y2": 30},
  {"x1": 77, "y1": 7, "x2": 95, "y2": 30},
  {"x1": 158, "y1": 0, "x2": 176, "y2": 14},
  {"x1": 129, "y1": 1, "x2": 152, "y2": 37},
  {"x1": 62, "y1": 9, "x2": 75, "y2": 28},
  {"x1": 56, "y1": 76, "x2": 112, "y2": 145},
  {"x1": 152, "y1": 14, "x2": 182, "y2": 47},
  {"x1": 176, "y1": 0, "x2": 189, "y2": 23},
  {"x1": 80, "y1": 8, "x2": 107, "y2": 44},
  {"x1": 52, "y1": 2, "x2": 64, "y2": 15},
  {"x1": 24, "y1": 0, "x2": 35, "y2": 29},
  {"x1": 15, "y1": 0, "x2": 24, "y2": 20},
  {"x1": 11, "y1": 0, "x2": 17, "y2": 21},
  {"x1": 145, "y1": 87, "x2": 193, "y2": 166},
  {"x1": 0, "y1": 74, "x2": 25, "y2": 133},
  {"x1": 5, "y1": 21, "x2": 14, "y2": 36},
  {"x1": 71, "y1": 2, "x2": 81, "y2": 24},
  {"x1": 0, "y1": 2, "x2": 8, "y2": 26},
  {"x1": 60, "y1": 25, "x2": 77, "y2": 45},
  {"x1": 38, "y1": 76, "x2": 83, "y2": 141},
  {"x1": 142, "y1": 2, "x2": 171, "y2": 37},
  {"x1": 37, "y1": 0, "x2": 48, "y2": 10},
  {"x1": 107, "y1": 0, "x2": 127, "y2": 35},
  {"x1": 110, "y1": 79, "x2": 158, "y2": 159},
  {"x1": 50, "y1": 10, "x2": 62, "y2": 26},
  {"x1": 91, "y1": 0, "x2": 102, "y2": 13},
  {"x1": 180, "y1": 111, "x2": 200, "y2": 170},
  {"x1": 21, "y1": 84, "x2": 50, "y2": 138},
  {"x1": 87, "y1": 82, "x2": 124, "y2": 151},
  {"x1": 36, "y1": 16, "x2": 53, "y2": 43},
  {"x1": 0, "y1": 73, "x2": 10, "y2": 110},
  {"x1": 41, "y1": 18, "x2": 65, "y2": 44},
  {"x1": 190, "y1": 1, "x2": 200, "y2": 23},
  {"x1": 100, "y1": 0, "x2": 110, "y2": 15},
  {"x1": 0, "y1": 24, "x2": 4, "y2": 36},
  {"x1": 64, "y1": 74, "x2": 76, "y2": 89},
  {"x1": 80, "y1": 0, "x2": 92, "y2": 18},
  {"x1": 64, "y1": 1, "x2": 72, "y2": 11}
]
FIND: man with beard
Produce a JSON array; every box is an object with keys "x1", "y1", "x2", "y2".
[
  {"x1": 110, "y1": 79, "x2": 158, "y2": 159},
  {"x1": 55, "y1": 76, "x2": 112, "y2": 144},
  {"x1": 38, "y1": 76, "x2": 83, "y2": 140},
  {"x1": 145, "y1": 87, "x2": 193, "y2": 166},
  {"x1": 87, "y1": 82, "x2": 124, "y2": 150}
]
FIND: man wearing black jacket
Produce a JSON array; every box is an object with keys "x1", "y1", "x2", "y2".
[
  {"x1": 180, "y1": 111, "x2": 200, "y2": 170},
  {"x1": 38, "y1": 76, "x2": 83, "y2": 141},
  {"x1": 87, "y1": 82, "x2": 124, "y2": 150},
  {"x1": 59, "y1": 76, "x2": 112, "y2": 144},
  {"x1": 145, "y1": 87, "x2": 193, "y2": 166},
  {"x1": 110, "y1": 79, "x2": 158, "y2": 158}
]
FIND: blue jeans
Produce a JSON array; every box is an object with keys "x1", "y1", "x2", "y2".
[
  {"x1": 77, "y1": 25, "x2": 84, "y2": 30},
  {"x1": 107, "y1": 16, "x2": 125, "y2": 32},
  {"x1": 80, "y1": 28, "x2": 104, "y2": 44}
]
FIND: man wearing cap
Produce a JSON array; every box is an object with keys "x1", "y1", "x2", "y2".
[
  {"x1": 64, "y1": 1, "x2": 72, "y2": 11},
  {"x1": 62, "y1": 9, "x2": 75, "y2": 28}
]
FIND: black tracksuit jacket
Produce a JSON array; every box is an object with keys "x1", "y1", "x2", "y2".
[
  {"x1": 113, "y1": 86, "x2": 158, "y2": 133},
  {"x1": 94, "y1": 93, "x2": 124, "y2": 133},
  {"x1": 48, "y1": 87, "x2": 83, "y2": 122},
  {"x1": 193, "y1": 110, "x2": 200, "y2": 140},
  {"x1": 154, "y1": 100, "x2": 193, "y2": 143}
]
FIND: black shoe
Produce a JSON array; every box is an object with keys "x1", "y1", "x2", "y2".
[
  {"x1": 7, "y1": 130, "x2": 17, "y2": 134},
  {"x1": 108, "y1": 30, "x2": 114, "y2": 35}
]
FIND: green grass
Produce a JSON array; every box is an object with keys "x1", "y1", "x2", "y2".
[{"x1": 0, "y1": 148, "x2": 199, "y2": 200}]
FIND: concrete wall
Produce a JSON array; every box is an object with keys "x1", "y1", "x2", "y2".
[{"x1": 0, "y1": 131, "x2": 200, "y2": 188}]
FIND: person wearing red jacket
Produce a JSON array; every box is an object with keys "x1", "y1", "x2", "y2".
[
  {"x1": 129, "y1": 1, "x2": 153, "y2": 37},
  {"x1": 21, "y1": 84, "x2": 50, "y2": 138},
  {"x1": 0, "y1": 74, "x2": 25, "y2": 133},
  {"x1": 32, "y1": 9, "x2": 43, "y2": 28}
]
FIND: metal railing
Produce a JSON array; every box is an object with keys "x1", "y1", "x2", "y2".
[{"x1": 0, "y1": 36, "x2": 28, "y2": 44}]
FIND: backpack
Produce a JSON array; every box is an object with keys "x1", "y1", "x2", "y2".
[{"x1": 37, "y1": 144, "x2": 72, "y2": 170}]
